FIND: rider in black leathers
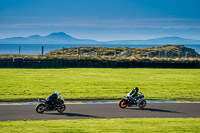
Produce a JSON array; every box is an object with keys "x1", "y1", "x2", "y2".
[{"x1": 46, "y1": 91, "x2": 60, "y2": 109}]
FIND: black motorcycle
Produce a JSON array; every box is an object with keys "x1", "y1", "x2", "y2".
[
  {"x1": 36, "y1": 97, "x2": 66, "y2": 113},
  {"x1": 119, "y1": 92, "x2": 147, "y2": 108}
]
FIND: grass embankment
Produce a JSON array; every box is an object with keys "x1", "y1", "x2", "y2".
[
  {"x1": 0, "y1": 68, "x2": 199, "y2": 101},
  {"x1": 0, "y1": 118, "x2": 200, "y2": 133},
  {"x1": 47, "y1": 45, "x2": 199, "y2": 58},
  {"x1": 1, "y1": 53, "x2": 200, "y2": 62}
]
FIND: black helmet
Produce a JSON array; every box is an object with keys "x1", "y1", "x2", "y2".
[{"x1": 135, "y1": 87, "x2": 139, "y2": 91}]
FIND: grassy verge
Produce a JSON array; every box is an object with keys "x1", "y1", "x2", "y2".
[
  {"x1": 1, "y1": 53, "x2": 200, "y2": 62},
  {"x1": 0, "y1": 118, "x2": 200, "y2": 133},
  {"x1": 0, "y1": 68, "x2": 199, "y2": 101}
]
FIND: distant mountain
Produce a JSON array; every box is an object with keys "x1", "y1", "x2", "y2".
[
  {"x1": 104, "y1": 36, "x2": 200, "y2": 44},
  {"x1": 0, "y1": 32, "x2": 98, "y2": 44},
  {"x1": 44, "y1": 32, "x2": 77, "y2": 40},
  {"x1": 0, "y1": 32, "x2": 200, "y2": 44}
]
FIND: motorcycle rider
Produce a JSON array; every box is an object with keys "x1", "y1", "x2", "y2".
[
  {"x1": 127, "y1": 87, "x2": 139, "y2": 103},
  {"x1": 46, "y1": 91, "x2": 60, "y2": 109}
]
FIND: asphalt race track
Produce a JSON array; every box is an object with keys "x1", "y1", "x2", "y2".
[{"x1": 0, "y1": 103, "x2": 200, "y2": 121}]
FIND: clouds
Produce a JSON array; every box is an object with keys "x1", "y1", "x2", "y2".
[
  {"x1": 0, "y1": 0, "x2": 200, "y2": 40},
  {"x1": 0, "y1": 17, "x2": 200, "y2": 29}
]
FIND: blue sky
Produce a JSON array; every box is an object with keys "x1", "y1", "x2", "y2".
[{"x1": 0, "y1": 0, "x2": 200, "y2": 41}]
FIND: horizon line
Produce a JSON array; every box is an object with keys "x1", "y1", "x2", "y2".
[{"x1": 0, "y1": 32, "x2": 199, "y2": 41}]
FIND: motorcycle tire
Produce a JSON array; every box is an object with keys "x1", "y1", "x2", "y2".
[
  {"x1": 119, "y1": 99, "x2": 128, "y2": 108},
  {"x1": 139, "y1": 100, "x2": 147, "y2": 108},
  {"x1": 57, "y1": 104, "x2": 66, "y2": 113},
  {"x1": 36, "y1": 104, "x2": 45, "y2": 113}
]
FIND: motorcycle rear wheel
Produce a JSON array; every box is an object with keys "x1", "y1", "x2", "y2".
[
  {"x1": 139, "y1": 100, "x2": 146, "y2": 108},
  {"x1": 119, "y1": 99, "x2": 128, "y2": 108},
  {"x1": 36, "y1": 104, "x2": 45, "y2": 113},
  {"x1": 57, "y1": 104, "x2": 66, "y2": 113}
]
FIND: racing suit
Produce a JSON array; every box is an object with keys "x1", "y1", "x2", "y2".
[
  {"x1": 46, "y1": 93, "x2": 58, "y2": 109},
  {"x1": 127, "y1": 87, "x2": 139, "y2": 103}
]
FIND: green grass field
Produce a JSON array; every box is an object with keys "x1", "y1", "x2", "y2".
[
  {"x1": 0, "y1": 68, "x2": 199, "y2": 100},
  {"x1": 0, "y1": 118, "x2": 199, "y2": 133}
]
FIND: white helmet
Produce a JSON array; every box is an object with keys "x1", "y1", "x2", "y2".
[{"x1": 55, "y1": 91, "x2": 60, "y2": 96}]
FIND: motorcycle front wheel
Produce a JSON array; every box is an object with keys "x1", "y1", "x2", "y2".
[
  {"x1": 57, "y1": 104, "x2": 66, "y2": 113},
  {"x1": 36, "y1": 104, "x2": 45, "y2": 113},
  {"x1": 119, "y1": 99, "x2": 128, "y2": 108},
  {"x1": 139, "y1": 100, "x2": 147, "y2": 108}
]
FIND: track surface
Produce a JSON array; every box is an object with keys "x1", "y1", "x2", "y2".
[{"x1": 0, "y1": 103, "x2": 200, "y2": 121}]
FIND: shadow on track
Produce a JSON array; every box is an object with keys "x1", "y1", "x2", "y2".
[
  {"x1": 46, "y1": 112, "x2": 103, "y2": 118},
  {"x1": 127, "y1": 108, "x2": 185, "y2": 114}
]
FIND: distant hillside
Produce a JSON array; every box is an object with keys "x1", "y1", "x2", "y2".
[
  {"x1": 47, "y1": 44, "x2": 199, "y2": 58},
  {"x1": 104, "y1": 36, "x2": 200, "y2": 44},
  {"x1": 0, "y1": 32, "x2": 98, "y2": 44},
  {"x1": 0, "y1": 32, "x2": 200, "y2": 44}
]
